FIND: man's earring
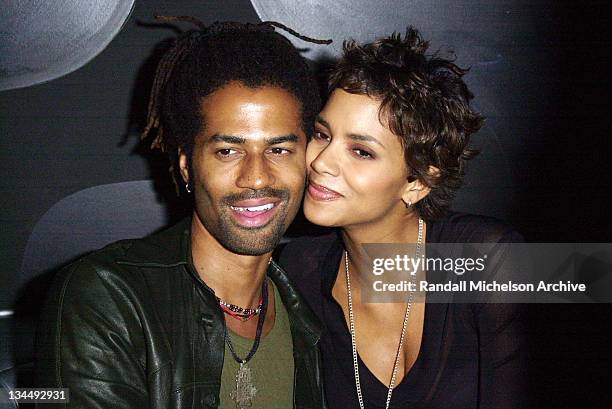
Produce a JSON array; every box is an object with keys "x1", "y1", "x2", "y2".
[{"x1": 185, "y1": 182, "x2": 192, "y2": 193}]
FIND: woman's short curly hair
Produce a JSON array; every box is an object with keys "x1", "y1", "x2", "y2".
[{"x1": 329, "y1": 27, "x2": 484, "y2": 221}]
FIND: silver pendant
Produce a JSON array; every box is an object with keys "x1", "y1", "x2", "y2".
[{"x1": 230, "y1": 361, "x2": 257, "y2": 409}]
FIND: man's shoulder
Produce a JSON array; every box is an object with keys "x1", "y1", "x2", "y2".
[
  {"x1": 433, "y1": 211, "x2": 524, "y2": 243},
  {"x1": 53, "y1": 218, "x2": 190, "y2": 290}
]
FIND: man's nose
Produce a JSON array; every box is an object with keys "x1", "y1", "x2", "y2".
[{"x1": 236, "y1": 154, "x2": 276, "y2": 190}]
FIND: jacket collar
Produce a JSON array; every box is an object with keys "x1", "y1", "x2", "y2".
[
  {"x1": 116, "y1": 216, "x2": 191, "y2": 267},
  {"x1": 116, "y1": 216, "x2": 322, "y2": 346},
  {"x1": 268, "y1": 259, "x2": 322, "y2": 347}
]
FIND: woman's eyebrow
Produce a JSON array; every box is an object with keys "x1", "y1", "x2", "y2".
[
  {"x1": 315, "y1": 115, "x2": 330, "y2": 128},
  {"x1": 348, "y1": 133, "x2": 385, "y2": 148},
  {"x1": 316, "y1": 114, "x2": 385, "y2": 148}
]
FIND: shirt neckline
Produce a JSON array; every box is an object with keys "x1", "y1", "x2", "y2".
[
  {"x1": 226, "y1": 280, "x2": 287, "y2": 345},
  {"x1": 318, "y1": 220, "x2": 449, "y2": 405}
]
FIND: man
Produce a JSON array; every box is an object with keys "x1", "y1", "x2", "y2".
[{"x1": 36, "y1": 19, "x2": 327, "y2": 409}]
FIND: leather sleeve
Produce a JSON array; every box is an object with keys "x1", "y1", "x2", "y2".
[{"x1": 35, "y1": 257, "x2": 148, "y2": 409}]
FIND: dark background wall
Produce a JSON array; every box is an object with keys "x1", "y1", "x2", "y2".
[
  {"x1": 0, "y1": 0, "x2": 260, "y2": 311},
  {"x1": 1, "y1": 0, "x2": 610, "y2": 407}
]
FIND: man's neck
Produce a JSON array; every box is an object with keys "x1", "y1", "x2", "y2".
[{"x1": 189, "y1": 213, "x2": 271, "y2": 309}]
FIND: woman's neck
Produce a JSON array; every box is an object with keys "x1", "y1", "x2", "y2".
[{"x1": 340, "y1": 210, "x2": 424, "y2": 281}]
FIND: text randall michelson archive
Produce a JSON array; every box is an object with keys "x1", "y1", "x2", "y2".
[{"x1": 372, "y1": 280, "x2": 586, "y2": 292}]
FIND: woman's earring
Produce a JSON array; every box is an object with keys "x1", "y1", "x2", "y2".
[{"x1": 185, "y1": 182, "x2": 192, "y2": 193}]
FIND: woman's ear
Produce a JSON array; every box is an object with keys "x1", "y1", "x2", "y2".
[
  {"x1": 401, "y1": 166, "x2": 440, "y2": 207},
  {"x1": 178, "y1": 148, "x2": 190, "y2": 184}
]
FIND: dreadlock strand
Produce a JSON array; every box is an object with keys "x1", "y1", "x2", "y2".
[
  {"x1": 168, "y1": 161, "x2": 181, "y2": 196},
  {"x1": 142, "y1": 65, "x2": 166, "y2": 146},
  {"x1": 260, "y1": 21, "x2": 332, "y2": 44},
  {"x1": 142, "y1": 34, "x2": 200, "y2": 150},
  {"x1": 155, "y1": 15, "x2": 207, "y2": 30},
  {"x1": 149, "y1": 119, "x2": 163, "y2": 151},
  {"x1": 142, "y1": 44, "x2": 175, "y2": 144}
]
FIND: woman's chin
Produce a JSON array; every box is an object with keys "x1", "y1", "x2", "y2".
[{"x1": 303, "y1": 200, "x2": 342, "y2": 228}]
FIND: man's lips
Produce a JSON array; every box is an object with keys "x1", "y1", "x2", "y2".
[
  {"x1": 307, "y1": 181, "x2": 343, "y2": 201},
  {"x1": 229, "y1": 197, "x2": 281, "y2": 227}
]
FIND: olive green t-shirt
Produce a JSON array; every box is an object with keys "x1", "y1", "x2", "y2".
[{"x1": 219, "y1": 281, "x2": 294, "y2": 409}]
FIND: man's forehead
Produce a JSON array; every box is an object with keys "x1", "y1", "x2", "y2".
[
  {"x1": 196, "y1": 82, "x2": 305, "y2": 141},
  {"x1": 199, "y1": 81, "x2": 302, "y2": 113}
]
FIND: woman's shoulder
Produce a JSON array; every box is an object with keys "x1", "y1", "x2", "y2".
[
  {"x1": 279, "y1": 229, "x2": 340, "y2": 256},
  {"x1": 431, "y1": 211, "x2": 524, "y2": 243},
  {"x1": 274, "y1": 229, "x2": 341, "y2": 282}
]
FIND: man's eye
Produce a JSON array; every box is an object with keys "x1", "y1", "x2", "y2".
[
  {"x1": 216, "y1": 148, "x2": 238, "y2": 157},
  {"x1": 269, "y1": 147, "x2": 291, "y2": 155}
]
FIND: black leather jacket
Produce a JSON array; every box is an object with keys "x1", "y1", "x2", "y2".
[{"x1": 36, "y1": 218, "x2": 326, "y2": 408}]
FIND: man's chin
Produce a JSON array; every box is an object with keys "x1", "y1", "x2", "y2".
[
  {"x1": 220, "y1": 237, "x2": 279, "y2": 256},
  {"x1": 219, "y1": 224, "x2": 286, "y2": 256}
]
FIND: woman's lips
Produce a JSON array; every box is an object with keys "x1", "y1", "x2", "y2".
[
  {"x1": 229, "y1": 199, "x2": 281, "y2": 228},
  {"x1": 307, "y1": 181, "x2": 343, "y2": 201}
]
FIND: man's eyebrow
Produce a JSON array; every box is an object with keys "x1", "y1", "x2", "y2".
[
  {"x1": 348, "y1": 133, "x2": 385, "y2": 148},
  {"x1": 315, "y1": 115, "x2": 330, "y2": 129},
  {"x1": 266, "y1": 134, "x2": 299, "y2": 145},
  {"x1": 208, "y1": 134, "x2": 299, "y2": 145},
  {"x1": 210, "y1": 134, "x2": 245, "y2": 144}
]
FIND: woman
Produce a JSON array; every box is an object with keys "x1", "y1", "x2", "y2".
[{"x1": 278, "y1": 28, "x2": 528, "y2": 408}]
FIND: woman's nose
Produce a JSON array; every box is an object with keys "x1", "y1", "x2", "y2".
[{"x1": 308, "y1": 142, "x2": 339, "y2": 177}]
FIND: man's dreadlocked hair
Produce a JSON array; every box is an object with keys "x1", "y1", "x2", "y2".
[
  {"x1": 329, "y1": 27, "x2": 484, "y2": 221},
  {"x1": 142, "y1": 17, "x2": 329, "y2": 187}
]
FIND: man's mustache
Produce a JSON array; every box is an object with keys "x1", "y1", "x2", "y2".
[{"x1": 221, "y1": 188, "x2": 290, "y2": 205}]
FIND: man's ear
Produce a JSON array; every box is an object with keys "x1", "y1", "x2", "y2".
[
  {"x1": 178, "y1": 149, "x2": 190, "y2": 184},
  {"x1": 401, "y1": 166, "x2": 440, "y2": 207}
]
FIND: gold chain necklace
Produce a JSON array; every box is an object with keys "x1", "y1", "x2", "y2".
[{"x1": 345, "y1": 217, "x2": 423, "y2": 409}]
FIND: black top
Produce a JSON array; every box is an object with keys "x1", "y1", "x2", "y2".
[{"x1": 278, "y1": 212, "x2": 529, "y2": 409}]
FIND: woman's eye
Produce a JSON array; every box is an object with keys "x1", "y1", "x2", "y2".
[
  {"x1": 313, "y1": 131, "x2": 330, "y2": 142},
  {"x1": 352, "y1": 148, "x2": 374, "y2": 159}
]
